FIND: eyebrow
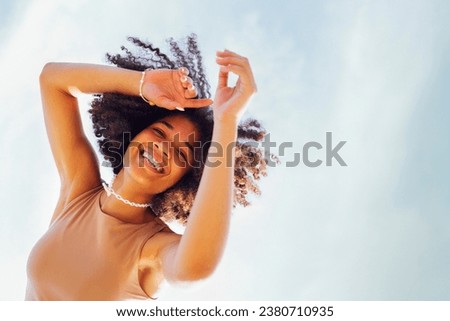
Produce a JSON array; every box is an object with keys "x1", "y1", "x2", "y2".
[
  {"x1": 154, "y1": 120, "x2": 195, "y2": 155},
  {"x1": 157, "y1": 120, "x2": 173, "y2": 130}
]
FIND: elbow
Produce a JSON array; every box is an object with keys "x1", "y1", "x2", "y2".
[
  {"x1": 182, "y1": 266, "x2": 216, "y2": 282},
  {"x1": 39, "y1": 62, "x2": 53, "y2": 85},
  {"x1": 168, "y1": 264, "x2": 216, "y2": 285},
  {"x1": 39, "y1": 62, "x2": 61, "y2": 85}
]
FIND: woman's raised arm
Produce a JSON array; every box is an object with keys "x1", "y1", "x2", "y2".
[
  {"x1": 157, "y1": 50, "x2": 257, "y2": 282},
  {"x1": 40, "y1": 63, "x2": 212, "y2": 222},
  {"x1": 40, "y1": 63, "x2": 142, "y2": 218}
]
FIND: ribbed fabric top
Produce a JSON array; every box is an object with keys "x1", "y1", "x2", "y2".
[{"x1": 26, "y1": 184, "x2": 168, "y2": 301}]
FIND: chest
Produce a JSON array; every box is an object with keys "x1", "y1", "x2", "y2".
[{"x1": 26, "y1": 214, "x2": 146, "y2": 300}]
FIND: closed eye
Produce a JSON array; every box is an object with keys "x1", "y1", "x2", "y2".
[
  {"x1": 177, "y1": 148, "x2": 187, "y2": 162},
  {"x1": 152, "y1": 127, "x2": 188, "y2": 162},
  {"x1": 152, "y1": 128, "x2": 165, "y2": 138}
]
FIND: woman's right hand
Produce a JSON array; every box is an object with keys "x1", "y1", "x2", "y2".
[{"x1": 141, "y1": 67, "x2": 213, "y2": 111}]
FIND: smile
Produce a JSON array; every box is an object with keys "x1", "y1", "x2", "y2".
[{"x1": 140, "y1": 149, "x2": 165, "y2": 173}]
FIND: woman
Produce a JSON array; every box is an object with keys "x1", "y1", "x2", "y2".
[{"x1": 26, "y1": 35, "x2": 272, "y2": 300}]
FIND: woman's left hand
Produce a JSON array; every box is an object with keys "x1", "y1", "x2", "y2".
[{"x1": 214, "y1": 50, "x2": 257, "y2": 123}]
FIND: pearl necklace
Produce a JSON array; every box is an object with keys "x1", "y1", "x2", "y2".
[{"x1": 101, "y1": 174, "x2": 152, "y2": 208}]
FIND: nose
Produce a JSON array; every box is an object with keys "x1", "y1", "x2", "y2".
[{"x1": 153, "y1": 141, "x2": 170, "y2": 161}]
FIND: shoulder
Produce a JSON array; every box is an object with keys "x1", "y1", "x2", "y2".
[
  {"x1": 60, "y1": 176, "x2": 102, "y2": 208},
  {"x1": 51, "y1": 180, "x2": 102, "y2": 224}
]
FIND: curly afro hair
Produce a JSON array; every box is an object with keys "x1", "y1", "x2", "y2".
[{"x1": 88, "y1": 34, "x2": 276, "y2": 225}]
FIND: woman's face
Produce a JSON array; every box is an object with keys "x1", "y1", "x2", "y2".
[{"x1": 123, "y1": 114, "x2": 200, "y2": 194}]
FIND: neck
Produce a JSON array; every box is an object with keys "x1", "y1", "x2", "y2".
[{"x1": 100, "y1": 171, "x2": 157, "y2": 224}]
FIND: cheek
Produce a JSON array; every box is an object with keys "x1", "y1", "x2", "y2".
[
  {"x1": 167, "y1": 162, "x2": 191, "y2": 187},
  {"x1": 155, "y1": 164, "x2": 190, "y2": 193},
  {"x1": 122, "y1": 148, "x2": 136, "y2": 169},
  {"x1": 169, "y1": 163, "x2": 190, "y2": 184}
]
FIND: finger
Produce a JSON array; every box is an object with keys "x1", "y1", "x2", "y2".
[
  {"x1": 178, "y1": 67, "x2": 189, "y2": 76},
  {"x1": 180, "y1": 76, "x2": 193, "y2": 89},
  {"x1": 221, "y1": 64, "x2": 251, "y2": 86},
  {"x1": 217, "y1": 68, "x2": 228, "y2": 88},
  {"x1": 216, "y1": 49, "x2": 241, "y2": 58},
  {"x1": 216, "y1": 56, "x2": 249, "y2": 68},
  {"x1": 156, "y1": 97, "x2": 182, "y2": 111},
  {"x1": 184, "y1": 85, "x2": 197, "y2": 98},
  {"x1": 183, "y1": 98, "x2": 213, "y2": 108}
]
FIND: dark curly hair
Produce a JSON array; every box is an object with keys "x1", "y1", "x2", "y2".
[{"x1": 88, "y1": 34, "x2": 276, "y2": 225}]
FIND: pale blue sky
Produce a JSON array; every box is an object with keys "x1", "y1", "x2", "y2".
[{"x1": 0, "y1": 0, "x2": 449, "y2": 300}]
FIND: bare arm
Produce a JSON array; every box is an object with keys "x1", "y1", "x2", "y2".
[
  {"x1": 40, "y1": 63, "x2": 143, "y2": 220},
  {"x1": 158, "y1": 50, "x2": 257, "y2": 282},
  {"x1": 40, "y1": 63, "x2": 211, "y2": 222}
]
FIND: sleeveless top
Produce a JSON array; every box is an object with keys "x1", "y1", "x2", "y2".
[{"x1": 25, "y1": 184, "x2": 169, "y2": 301}]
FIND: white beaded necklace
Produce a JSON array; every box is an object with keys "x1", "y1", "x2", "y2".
[{"x1": 101, "y1": 174, "x2": 152, "y2": 208}]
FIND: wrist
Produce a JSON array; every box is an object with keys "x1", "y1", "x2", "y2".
[
  {"x1": 214, "y1": 117, "x2": 239, "y2": 132},
  {"x1": 139, "y1": 68, "x2": 156, "y2": 105},
  {"x1": 212, "y1": 118, "x2": 239, "y2": 145},
  {"x1": 213, "y1": 114, "x2": 240, "y2": 128}
]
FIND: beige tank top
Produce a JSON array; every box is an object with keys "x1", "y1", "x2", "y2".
[{"x1": 26, "y1": 184, "x2": 168, "y2": 300}]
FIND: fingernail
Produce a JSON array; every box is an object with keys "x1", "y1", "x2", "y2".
[
  {"x1": 176, "y1": 107, "x2": 185, "y2": 111},
  {"x1": 188, "y1": 85, "x2": 196, "y2": 91},
  {"x1": 180, "y1": 76, "x2": 187, "y2": 82}
]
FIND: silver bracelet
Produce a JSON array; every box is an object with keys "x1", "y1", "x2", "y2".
[{"x1": 139, "y1": 69, "x2": 155, "y2": 106}]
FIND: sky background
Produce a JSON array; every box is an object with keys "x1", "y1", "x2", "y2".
[{"x1": 0, "y1": 0, "x2": 449, "y2": 300}]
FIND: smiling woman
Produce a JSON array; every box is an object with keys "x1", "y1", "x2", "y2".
[{"x1": 25, "y1": 34, "x2": 276, "y2": 300}]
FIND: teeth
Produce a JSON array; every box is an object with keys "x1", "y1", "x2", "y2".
[{"x1": 142, "y1": 151, "x2": 163, "y2": 172}]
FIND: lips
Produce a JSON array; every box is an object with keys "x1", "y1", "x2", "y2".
[
  {"x1": 139, "y1": 146, "x2": 166, "y2": 174},
  {"x1": 143, "y1": 150, "x2": 164, "y2": 173}
]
